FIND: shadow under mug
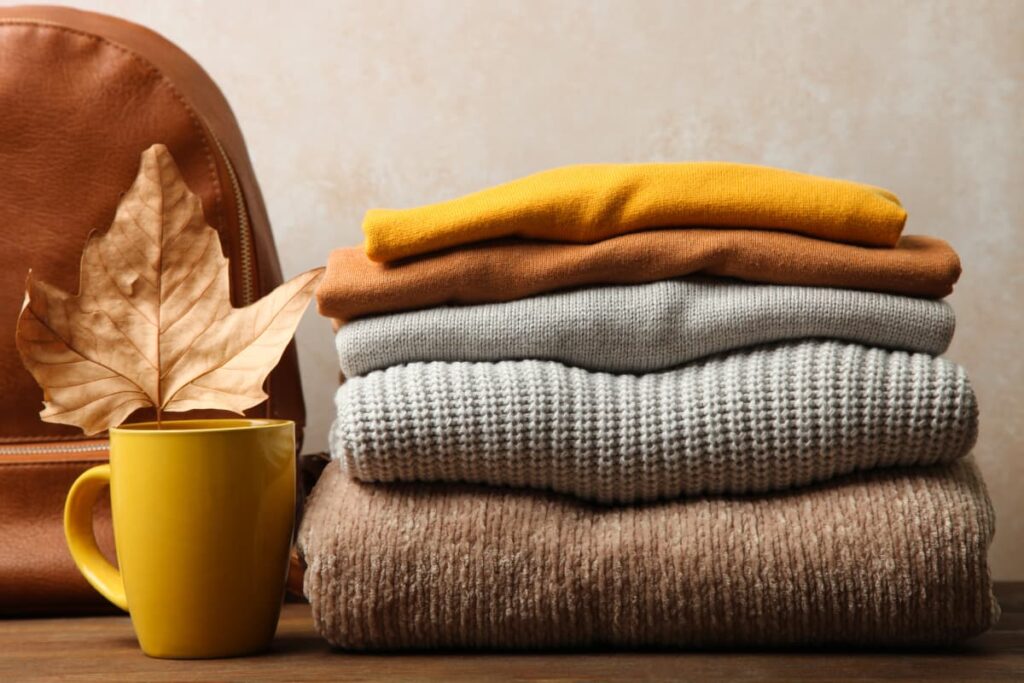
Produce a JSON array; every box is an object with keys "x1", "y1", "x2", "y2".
[{"x1": 64, "y1": 419, "x2": 296, "y2": 659}]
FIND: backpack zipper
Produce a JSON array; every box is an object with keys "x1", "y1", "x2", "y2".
[
  {"x1": 0, "y1": 441, "x2": 109, "y2": 457},
  {"x1": 208, "y1": 132, "x2": 257, "y2": 306}
]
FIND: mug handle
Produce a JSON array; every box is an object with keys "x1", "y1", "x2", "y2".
[{"x1": 64, "y1": 464, "x2": 128, "y2": 611}]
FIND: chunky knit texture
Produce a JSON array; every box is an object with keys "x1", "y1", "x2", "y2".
[
  {"x1": 336, "y1": 278, "x2": 955, "y2": 377},
  {"x1": 318, "y1": 231, "x2": 961, "y2": 322},
  {"x1": 363, "y1": 162, "x2": 906, "y2": 261},
  {"x1": 300, "y1": 459, "x2": 998, "y2": 649},
  {"x1": 333, "y1": 341, "x2": 978, "y2": 502}
]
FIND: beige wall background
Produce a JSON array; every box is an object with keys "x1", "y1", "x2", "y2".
[{"x1": 48, "y1": 0, "x2": 1022, "y2": 578}]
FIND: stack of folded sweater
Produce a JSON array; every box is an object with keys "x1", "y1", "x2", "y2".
[{"x1": 302, "y1": 163, "x2": 997, "y2": 649}]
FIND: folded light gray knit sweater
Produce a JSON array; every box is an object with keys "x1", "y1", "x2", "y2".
[
  {"x1": 333, "y1": 341, "x2": 978, "y2": 503},
  {"x1": 335, "y1": 278, "x2": 955, "y2": 376}
]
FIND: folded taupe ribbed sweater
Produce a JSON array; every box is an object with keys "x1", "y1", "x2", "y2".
[
  {"x1": 299, "y1": 459, "x2": 997, "y2": 649},
  {"x1": 333, "y1": 341, "x2": 977, "y2": 502},
  {"x1": 335, "y1": 278, "x2": 955, "y2": 376}
]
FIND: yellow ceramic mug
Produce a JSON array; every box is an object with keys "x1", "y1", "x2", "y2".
[{"x1": 64, "y1": 419, "x2": 295, "y2": 659}]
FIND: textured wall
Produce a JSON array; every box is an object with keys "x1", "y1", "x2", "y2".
[{"x1": 48, "y1": 0, "x2": 1023, "y2": 578}]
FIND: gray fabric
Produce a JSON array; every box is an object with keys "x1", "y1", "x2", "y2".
[
  {"x1": 332, "y1": 341, "x2": 978, "y2": 503},
  {"x1": 335, "y1": 278, "x2": 955, "y2": 377}
]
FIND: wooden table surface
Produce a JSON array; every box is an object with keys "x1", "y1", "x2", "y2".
[{"x1": 2, "y1": 583, "x2": 1022, "y2": 681}]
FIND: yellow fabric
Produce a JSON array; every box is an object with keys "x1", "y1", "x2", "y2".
[{"x1": 363, "y1": 162, "x2": 907, "y2": 262}]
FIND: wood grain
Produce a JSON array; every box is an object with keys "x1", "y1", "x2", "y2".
[{"x1": 2, "y1": 583, "x2": 1022, "y2": 681}]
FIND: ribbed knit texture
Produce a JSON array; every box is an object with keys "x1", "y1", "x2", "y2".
[
  {"x1": 300, "y1": 459, "x2": 998, "y2": 649},
  {"x1": 336, "y1": 278, "x2": 955, "y2": 377},
  {"x1": 333, "y1": 341, "x2": 978, "y2": 502}
]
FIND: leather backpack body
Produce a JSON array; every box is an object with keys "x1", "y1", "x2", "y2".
[{"x1": 0, "y1": 5, "x2": 305, "y2": 614}]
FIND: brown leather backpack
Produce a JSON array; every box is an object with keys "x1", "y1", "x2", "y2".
[{"x1": 0, "y1": 5, "x2": 306, "y2": 614}]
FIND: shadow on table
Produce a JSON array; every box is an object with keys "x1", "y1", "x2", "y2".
[{"x1": 316, "y1": 641, "x2": 993, "y2": 657}]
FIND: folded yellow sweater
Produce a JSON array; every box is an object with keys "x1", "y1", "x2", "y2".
[{"x1": 363, "y1": 162, "x2": 907, "y2": 262}]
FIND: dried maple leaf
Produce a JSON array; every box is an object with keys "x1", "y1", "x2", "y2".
[{"x1": 15, "y1": 144, "x2": 324, "y2": 435}]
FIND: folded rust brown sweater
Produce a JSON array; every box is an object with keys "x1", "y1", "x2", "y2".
[
  {"x1": 300, "y1": 460, "x2": 996, "y2": 650},
  {"x1": 317, "y1": 230, "x2": 960, "y2": 322}
]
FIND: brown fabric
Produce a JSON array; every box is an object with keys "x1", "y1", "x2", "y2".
[
  {"x1": 300, "y1": 460, "x2": 997, "y2": 649},
  {"x1": 0, "y1": 5, "x2": 304, "y2": 442},
  {"x1": 0, "y1": 6, "x2": 305, "y2": 613},
  {"x1": 0, "y1": 449, "x2": 118, "y2": 616},
  {"x1": 318, "y1": 230, "x2": 961, "y2": 322}
]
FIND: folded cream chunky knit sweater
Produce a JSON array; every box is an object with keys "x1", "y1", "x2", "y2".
[
  {"x1": 300, "y1": 459, "x2": 997, "y2": 649},
  {"x1": 333, "y1": 341, "x2": 977, "y2": 502},
  {"x1": 336, "y1": 278, "x2": 955, "y2": 376}
]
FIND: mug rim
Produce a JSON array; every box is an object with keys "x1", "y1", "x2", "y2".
[{"x1": 109, "y1": 418, "x2": 293, "y2": 435}]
